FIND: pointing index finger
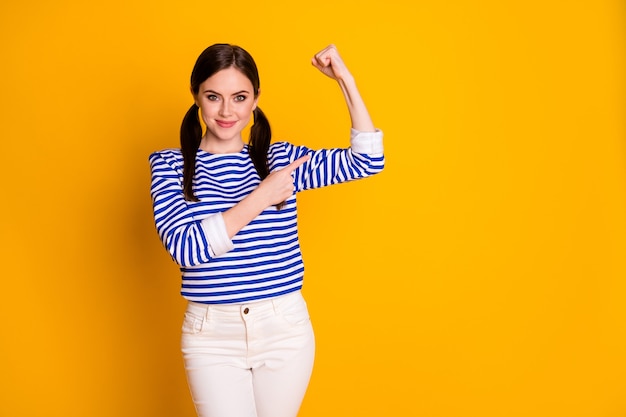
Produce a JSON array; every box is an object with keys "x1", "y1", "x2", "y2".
[{"x1": 284, "y1": 155, "x2": 310, "y2": 173}]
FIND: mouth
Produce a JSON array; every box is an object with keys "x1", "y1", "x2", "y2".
[{"x1": 216, "y1": 120, "x2": 237, "y2": 128}]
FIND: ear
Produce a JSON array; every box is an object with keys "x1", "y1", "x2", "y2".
[
  {"x1": 191, "y1": 86, "x2": 200, "y2": 107},
  {"x1": 252, "y1": 88, "x2": 260, "y2": 111}
]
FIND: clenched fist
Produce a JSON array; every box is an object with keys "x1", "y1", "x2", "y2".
[{"x1": 311, "y1": 44, "x2": 353, "y2": 82}]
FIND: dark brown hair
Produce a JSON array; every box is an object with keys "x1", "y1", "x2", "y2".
[{"x1": 181, "y1": 44, "x2": 272, "y2": 201}]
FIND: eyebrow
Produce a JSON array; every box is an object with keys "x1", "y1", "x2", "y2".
[{"x1": 202, "y1": 89, "x2": 251, "y2": 96}]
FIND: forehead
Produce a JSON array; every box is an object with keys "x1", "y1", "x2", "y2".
[{"x1": 200, "y1": 67, "x2": 254, "y2": 93}]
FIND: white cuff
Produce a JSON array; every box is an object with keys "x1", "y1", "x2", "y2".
[
  {"x1": 200, "y1": 213, "x2": 235, "y2": 257},
  {"x1": 350, "y1": 128, "x2": 384, "y2": 155}
]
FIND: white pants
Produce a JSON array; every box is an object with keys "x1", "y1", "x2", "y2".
[{"x1": 181, "y1": 290, "x2": 315, "y2": 417}]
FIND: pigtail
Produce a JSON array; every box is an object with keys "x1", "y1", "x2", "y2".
[
  {"x1": 180, "y1": 103, "x2": 202, "y2": 202},
  {"x1": 249, "y1": 107, "x2": 285, "y2": 210},
  {"x1": 248, "y1": 107, "x2": 271, "y2": 180}
]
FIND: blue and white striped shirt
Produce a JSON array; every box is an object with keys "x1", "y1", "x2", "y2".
[{"x1": 149, "y1": 129, "x2": 384, "y2": 304}]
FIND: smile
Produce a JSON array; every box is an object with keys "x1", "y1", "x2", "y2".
[{"x1": 216, "y1": 120, "x2": 237, "y2": 128}]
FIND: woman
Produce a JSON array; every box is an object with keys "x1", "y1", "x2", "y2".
[{"x1": 149, "y1": 43, "x2": 384, "y2": 417}]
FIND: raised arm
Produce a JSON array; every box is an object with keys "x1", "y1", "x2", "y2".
[{"x1": 311, "y1": 44, "x2": 376, "y2": 133}]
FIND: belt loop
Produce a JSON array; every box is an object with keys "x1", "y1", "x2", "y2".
[{"x1": 205, "y1": 304, "x2": 211, "y2": 321}]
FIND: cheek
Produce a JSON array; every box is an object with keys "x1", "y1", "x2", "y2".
[
  {"x1": 239, "y1": 103, "x2": 256, "y2": 117},
  {"x1": 199, "y1": 108, "x2": 211, "y2": 122},
  {"x1": 199, "y1": 104, "x2": 217, "y2": 118}
]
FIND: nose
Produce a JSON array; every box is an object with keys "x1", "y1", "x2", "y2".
[{"x1": 219, "y1": 100, "x2": 232, "y2": 117}]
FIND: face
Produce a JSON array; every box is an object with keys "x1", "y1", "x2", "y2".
[{"x1": 194, "y1": 66, "x2": 259, "y2": 151}]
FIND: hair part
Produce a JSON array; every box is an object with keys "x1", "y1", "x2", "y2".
[{"x1": 180, "y1": 44, "x2": 273, "y2": 202}]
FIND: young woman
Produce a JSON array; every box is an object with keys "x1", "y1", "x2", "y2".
[{"x1": 149, "y1": 43, "x2": 384, "y2": 417}]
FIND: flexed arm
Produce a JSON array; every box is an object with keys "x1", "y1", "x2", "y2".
[{"x1": 311, "y1": 45, "x2": 376, "y2": 133}]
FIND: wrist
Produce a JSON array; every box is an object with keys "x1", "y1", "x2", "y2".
[
  {"x1": 336, "y1": 71, "x2": 355, "y2": 87},
  {"x1": 249, "y1": 186, "x2": 272, "y2": 211}
]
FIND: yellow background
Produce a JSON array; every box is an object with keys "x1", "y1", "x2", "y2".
[{"x1": 1, "y1": 1, "x2": 625, "y2": 416}]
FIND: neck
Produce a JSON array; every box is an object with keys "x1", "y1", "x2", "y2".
[{"x1": 200, "y1": 137, "x2": 245, "y2": 154}]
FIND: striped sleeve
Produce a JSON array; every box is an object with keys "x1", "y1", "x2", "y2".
[
  {"x1": 269, "y1": 129, "x2": 385, "y2": 191},
  {"x1": 149, "y1": 151, "x2": 234, "y2": 267}
]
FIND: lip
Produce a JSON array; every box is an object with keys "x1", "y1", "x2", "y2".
[{"x1": 216, "y1": 120, "x2": 237, "y2": 128}]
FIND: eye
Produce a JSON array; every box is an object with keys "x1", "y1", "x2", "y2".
[
  {"x1": 207, "y1": 94, "x2": 219, "y2": 101},
  {"x1": 234, "y1": 95, "x2": 247, "y2": 102}
]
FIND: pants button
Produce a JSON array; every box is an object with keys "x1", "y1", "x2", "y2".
[{"x1": 243, "y1": 307, "x2": 249, "y2": 314}]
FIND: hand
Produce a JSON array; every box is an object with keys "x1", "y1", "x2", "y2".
[
  {"x1": 311, "y1": 44, "x2": 352, "y2": 81},
  {"x1": 257, "y1": 155, "x2": 310, "y2": 207}
]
